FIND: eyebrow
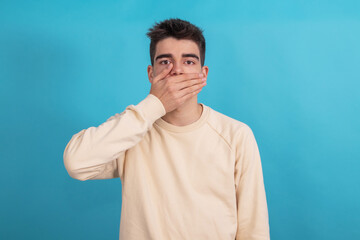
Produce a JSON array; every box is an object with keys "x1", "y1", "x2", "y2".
[{"x1": 155, "y1": 53, "x2": 200, "y2": 61}]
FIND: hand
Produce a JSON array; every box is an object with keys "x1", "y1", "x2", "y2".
[{"x1": 149, "y1": 63, "x2": 207, "y2": 113}]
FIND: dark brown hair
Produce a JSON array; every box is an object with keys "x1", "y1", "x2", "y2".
[{"x1": 146, "y1": 18, "x2": 206, "y2": 67}]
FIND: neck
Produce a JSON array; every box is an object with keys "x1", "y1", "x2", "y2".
[{"x1": 161, "y1": 96, "x2": 203, "y2": 126}]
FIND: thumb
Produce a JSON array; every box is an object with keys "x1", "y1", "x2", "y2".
[{"x1": 153, "y1": 63, "x2": 173, "y2": 84}]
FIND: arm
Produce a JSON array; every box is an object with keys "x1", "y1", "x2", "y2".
[
  {"x1": 234, "y1": 125, "x2": 270, "y2": 240},
  {"x1": 63, "y1": 94, "x2": 166, "y2": 181}
]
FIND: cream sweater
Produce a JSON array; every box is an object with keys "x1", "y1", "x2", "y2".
[{"x1": 63, "y1": 94, "x2": 270, "y2": 240}]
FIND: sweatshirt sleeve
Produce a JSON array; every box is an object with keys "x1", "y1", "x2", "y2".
[
  {"x1": 63, "y1": 94, "x2": 166, "y2": 181},
  {"x1": 234, "y1": 125, "x2": 270, "y2": 240}
]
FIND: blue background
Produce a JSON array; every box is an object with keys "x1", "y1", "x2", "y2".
[{"x1": 1, "y1": 1, "x2": 359, "y2": 239}]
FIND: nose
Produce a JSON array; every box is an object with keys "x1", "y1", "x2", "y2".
[{"x1": 170, "y1": 61, "x2": 183, "y2": 75}]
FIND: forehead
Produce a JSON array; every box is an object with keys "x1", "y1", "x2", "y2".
[{"x1": 155, "y1": 37, "x2": 200, "y2": 56}]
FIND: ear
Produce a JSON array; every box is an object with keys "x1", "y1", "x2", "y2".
[
  {"x1": 147, "y1": 65, "x2": 154, "y2": 84},
  {"x1": 201, "y1": 65, "x2": 209, "y2": 79}
]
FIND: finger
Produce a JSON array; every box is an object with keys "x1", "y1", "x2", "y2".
[
  {"x1": 153, "y1": 63, "x2": 173, "y2": 84},
  {"x1": 175, "y1": 77, "x2": 206, "y2": 91},
  {"x1": 169, "y1": 73, "x2": 205, "y2": 83},
  {"x1": 177, "y1": 84, "x2": 205, "y2": 104},
  {"x1": 178, "y1": 80, "x2": 206, "y2": 98}
]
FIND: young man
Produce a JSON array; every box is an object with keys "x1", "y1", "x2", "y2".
[{"x1": 64, "y1": 18, "x2": 270, "y2": 240}]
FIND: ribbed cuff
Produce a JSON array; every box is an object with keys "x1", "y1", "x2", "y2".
[{"x1": 135, "y1": 94, "x2": 166, "y2": 125}]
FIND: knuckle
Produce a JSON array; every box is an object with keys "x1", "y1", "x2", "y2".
[
  {"x1": 164, "y1": 81, "x2": 171, "y2": 88},
  {"x1": 170, "y1": 90, "x2": 178, "y2": 98},
  {"x1": 168, "y1": 85, "x2": 175, "y2": 93}
]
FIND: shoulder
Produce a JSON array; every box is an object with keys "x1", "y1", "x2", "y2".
[{"x1": 205, "y1": 105, "x2": 255, "y2": 146}]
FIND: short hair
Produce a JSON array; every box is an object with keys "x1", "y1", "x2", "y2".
[{"x1": 146, "y1": 18, "x2": 206, "y2": 67}]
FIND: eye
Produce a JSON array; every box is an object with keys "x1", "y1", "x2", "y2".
[
  {"x1": 159, "y1": 60, "x2": 171, "y2": 65},
  {"x1": 185, "y1": 60, "x2": 195, "y2": 65}
]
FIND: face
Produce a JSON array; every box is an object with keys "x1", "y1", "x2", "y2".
[{"x1": 147, "y1": 37, "x2": 209, "y2": 82}]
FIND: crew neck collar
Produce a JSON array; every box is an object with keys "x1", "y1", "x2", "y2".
[{"x1": 154, "y1": 103, "x2": 209, "y2": 133}]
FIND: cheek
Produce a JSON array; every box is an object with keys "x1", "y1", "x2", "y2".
[
  {"x1": 154, "y1": 66, "x2": 167, "y2": 76},
  {"x1": 184, "y1": 65, "x2": 201, "y2": 73}
]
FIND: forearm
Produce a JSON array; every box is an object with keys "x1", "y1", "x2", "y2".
[{"x1": 63, "y1": 94, "x2": 165, "y2": 180}]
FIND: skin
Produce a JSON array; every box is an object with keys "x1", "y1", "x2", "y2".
[{"x1": 147, "y1": 37, "x2": 209, "y2": 126}]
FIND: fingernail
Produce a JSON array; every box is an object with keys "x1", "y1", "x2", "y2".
[{"x1": 202, "y1": 77, "x2": 206, "y2": 81}]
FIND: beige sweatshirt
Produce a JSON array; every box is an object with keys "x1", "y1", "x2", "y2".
[{"x1": 63, "y1": 94, "x2": 270, "y2": 240}]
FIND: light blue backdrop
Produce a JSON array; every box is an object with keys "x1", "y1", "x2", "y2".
[{"x1": 1, "y1": 1, "x2": 359, "y2": 239}]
